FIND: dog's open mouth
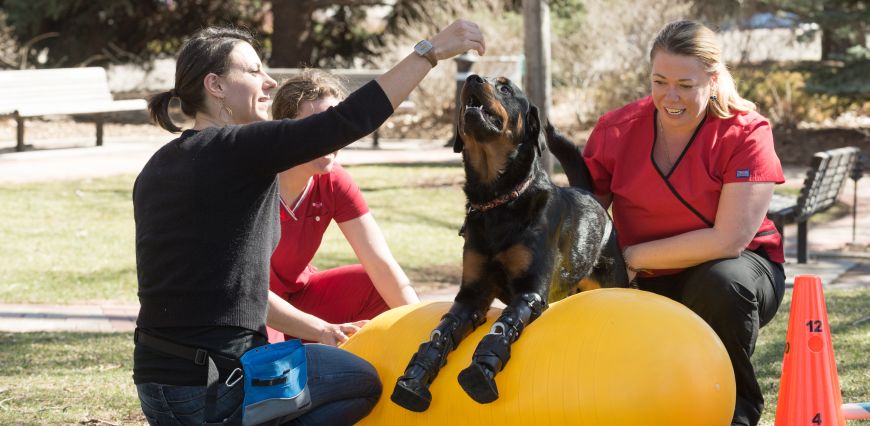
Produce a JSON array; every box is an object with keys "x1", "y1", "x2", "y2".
[{"x1": 463, "y1": 93, "x2": 502, "y2": 132}]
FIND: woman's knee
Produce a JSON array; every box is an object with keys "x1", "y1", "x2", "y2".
[
  {"x1": 306, "y1": 345, "x2": 382, "y2": 400},
  {"x1": 680, "y1": 259, "x2": 760, "y2": 321},
  {"x1": 345, "y1": 353, "x2": 382, "y2": 400}
]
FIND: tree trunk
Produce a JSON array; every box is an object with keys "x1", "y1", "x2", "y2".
[
  {"x1": 820, "y1": 25, "x2": 859, "y2": 61},
  {"x1": 821, "y1": 27, "x2": 836, "y2": 61},
  {"x1": 523, "y1": 0, "x2": 553, "y2": 173},
  {"x1": 270, "y1": 0, "x2": 317, "y2": 67}
]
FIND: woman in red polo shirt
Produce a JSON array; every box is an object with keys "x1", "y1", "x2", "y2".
[
  {"x1": 551, "y1": 21, "x2": 785, "y2": 426},
  {"x1": 265, "y1": 69, "x2": 420, "y2": 346}
]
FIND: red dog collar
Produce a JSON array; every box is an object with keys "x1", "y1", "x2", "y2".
[{"x1": 470, "y1": 176, "x2": 533, "y2": 213}]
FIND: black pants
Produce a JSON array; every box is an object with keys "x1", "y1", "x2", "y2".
[{"x1": 636, "y1": 250, "x2": 785, "y2": 426}]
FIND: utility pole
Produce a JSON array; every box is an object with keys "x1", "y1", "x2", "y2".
[{"x1": 523, "y1": 0, "x2": 553, "y2": 173}]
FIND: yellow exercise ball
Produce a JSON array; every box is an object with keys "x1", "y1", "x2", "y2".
[{"x1": 341, "y1": 288, "x2": 735, "y2": 426}]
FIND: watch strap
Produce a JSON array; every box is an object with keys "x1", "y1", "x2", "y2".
[{"x1": 421, "y1": 50, "x2": 437, "y2": 67}]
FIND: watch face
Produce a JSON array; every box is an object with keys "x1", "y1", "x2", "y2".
[{"x1": 414, "y1": 40, "x2": 433, "y2": 55}]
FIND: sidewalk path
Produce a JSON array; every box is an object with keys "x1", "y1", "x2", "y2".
[
  {"x1": 0, "y1": 135, "x2": 867, "y2": 332},
  {"x1": 0, "y1": 136, "x2": 457, "y2": 185},
  {"x1": 0, "y1": 303, "x2": 138, "y2": 332}
]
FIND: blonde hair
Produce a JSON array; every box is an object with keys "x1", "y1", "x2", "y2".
[
  {"x1": 650, "y1": 20, "x2": 755, "y2": 118},
  {"x1": 271, "y1": 69, "x2": 348, "y2": 119}
]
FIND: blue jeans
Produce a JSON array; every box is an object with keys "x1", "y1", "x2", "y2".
[{"x1": 137, "y1": 344, "x2": 382, "y2": 425}]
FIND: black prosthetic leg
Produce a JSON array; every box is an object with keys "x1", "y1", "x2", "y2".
[
  {"x1": 458, "y1": 292, "x2": 546, "y2": 403},
  {"x1": 391, "y1": 303, "x2": 486, "y2": 412}
]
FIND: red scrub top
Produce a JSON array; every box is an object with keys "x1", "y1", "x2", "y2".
[
  {"x1": 583, "y1": 97, "x2": 785, "y2": 275},
  {"x1": 269, "y1": 164, "x2": 369, "y2": 295}
]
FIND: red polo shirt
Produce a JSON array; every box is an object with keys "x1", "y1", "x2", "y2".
[
  {"x1": 583, "y1": 97, "x2": 785, "y2": 274},
  {"x1": 269, "y1": 164, "x2": 368, "y2": 296}
]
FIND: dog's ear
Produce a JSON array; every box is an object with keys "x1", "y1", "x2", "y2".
[
  {"x1": 452, "y1": 127, "x2": 464, "y2": 153},
  {"x1": 527, "y1": 104, "x2": 545, "y2": 156}
]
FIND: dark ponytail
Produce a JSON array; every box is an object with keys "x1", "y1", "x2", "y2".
[
  {"x1": 147, "y1": 26, "x2": 256, "y2": 132},
  {"x1": 148, "y1": 90, "x2": 181, "y2": 132}
]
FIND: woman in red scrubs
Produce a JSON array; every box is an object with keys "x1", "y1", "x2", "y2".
[
  {"x1": 552, "y1": 20, "x2": 785, "y2": 426},
  {"x1": 266, "y1": 69, "x2": 420, "y2": 346}
]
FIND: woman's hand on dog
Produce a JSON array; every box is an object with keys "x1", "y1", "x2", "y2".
[
  {"x1": 319, "y1": 320, "x2": 368, "y2": 346},
  {"x1": 431, "y1": 20, "x2": 486, "y2": 60}
]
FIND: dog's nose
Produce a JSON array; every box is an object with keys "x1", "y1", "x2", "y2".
[{"x1": 466, "y1": 74, "x2": 484, "y2": 84}]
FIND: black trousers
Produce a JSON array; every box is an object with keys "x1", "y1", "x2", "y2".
[{"x1": 636, "y1": 250, "x2": 785, "y2": 426}]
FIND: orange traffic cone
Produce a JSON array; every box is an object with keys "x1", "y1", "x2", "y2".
[{"x1": 774, "y1": 274, "x2": 845, "y2": 426}]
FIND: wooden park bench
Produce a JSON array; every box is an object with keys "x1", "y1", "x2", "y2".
[
  {"x1": 0, "y1": 67, "x2": 148, "y2": 152},
  {"x1": 267, "y1": 68, "x2": 416, "y2": 147},
  {"x1": 767, "y1": 146, "x2": 861, "y2": 263}
]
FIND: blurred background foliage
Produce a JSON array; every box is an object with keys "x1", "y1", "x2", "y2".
[{"x1": 0, "y1": 0, "x2": 866, "y2": 129}]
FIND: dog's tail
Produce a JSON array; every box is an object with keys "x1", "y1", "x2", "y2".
[
  {"x1": 590, "y1": 222, "x2": 631, "y2": 288},
  {"x1": 547, "y1": 122, "x2": 629, "y2": 288},
  {"x1": 544, "y1": 122, "x2": 594, "y2": 193}
]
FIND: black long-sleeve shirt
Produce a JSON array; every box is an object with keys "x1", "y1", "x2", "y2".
[{"x1": 132, "y1": 81, "x2": 392, "y2": 385}]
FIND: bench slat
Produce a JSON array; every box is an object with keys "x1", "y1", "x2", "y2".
[
  {"x1": 0, "y1": 67, "x2": 146, "y2": 120},
  {"x1": 14, "y1": 99, "x2": 148, "y2": 117},
  {"x1": 0, "y1": 82, "x2": 111, "y2": 94},
  {"x1": 768, "y1": 193, "x2": 797, "y2": 215},
  {"x1": 796, "y1": 150, "x2": 858, "y2": 220},
  {"x1": 0, "y1": 66, "x2": 109, "y2": 86},
  {"x1": 767, "y1": 146, "x2": 859, "y2": 263},
  {"x1": 0, "y1": 94, "x2": 113, "y2": 110},
  {"x1": 1, "y1": 66, "x2": 149, "y2": 151},
  {"x1": 5, "y1": 96, "x2": 125, "y2": 108},
  {"x1": 0, "y1": 84, "x2": 111, "y2": 97}
]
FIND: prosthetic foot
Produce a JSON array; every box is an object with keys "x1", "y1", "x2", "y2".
[
  {"x1": 458, "y1": 292, "x2": 545, "y2": 403},
  {"x1": 391, "y1": 303, "x2": 485, "y2": 412}
]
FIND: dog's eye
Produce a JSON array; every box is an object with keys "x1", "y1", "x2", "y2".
[{"x1": 499, "y1": 85, "x2": 513, "y2": 95}]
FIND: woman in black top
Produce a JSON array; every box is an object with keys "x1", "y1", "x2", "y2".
[{"x1": 133, "y1": 23, "x2": 485, "y2": 425}]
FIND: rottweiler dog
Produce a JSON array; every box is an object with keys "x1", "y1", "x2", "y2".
[{"x1": 390, "y1": 75, "x2": 629, "y2": 412}]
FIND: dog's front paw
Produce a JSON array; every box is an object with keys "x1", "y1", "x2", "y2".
[
  {"x1": 391, "y1": 378, "x2": 433, "y2": 412},
  {"x1": 458, "y1": 363, "x2": 499, "y2": 403}
]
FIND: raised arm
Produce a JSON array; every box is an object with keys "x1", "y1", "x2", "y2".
[
  {"x1": 376, "y1": 20, "x2": 485, "y2": 109},
  {"x1": 233, "y1": 20, "x2": 485, "y2": 175}
]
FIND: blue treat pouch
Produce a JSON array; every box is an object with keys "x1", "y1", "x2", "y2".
[{"x1": 240, "y1": 339, "x2": 311, "y2": 425}]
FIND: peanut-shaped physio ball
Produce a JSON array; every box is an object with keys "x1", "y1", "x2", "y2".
[{"x1": 341, "y1": 288, "x2": 735, "y2": 426}]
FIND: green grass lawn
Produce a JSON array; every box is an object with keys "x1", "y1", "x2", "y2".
[
  {"x1": 1, "y1": 288, "x2": 867, "y2": 425},
  {"x1": 0, "y1": 176, "x2": 139, "y2": 304},
  {"x1": 0, "y1": 167, "x2": 867, "y2": 425},
  {"x1": 0, "y1": 333, "x2": 143, "y2": 424},
  {"x1": 0, "y1": 165, "x2": 851, "y2": 304},
  {"x1": 0, "y1": 164, "x2": 467, "y2": 305}
]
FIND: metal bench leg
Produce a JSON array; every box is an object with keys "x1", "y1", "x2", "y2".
[
  {"x1": 96, "y1": 119, "x2": 104, "y2": 147},
  {"x1": 16, "y1": 116, "x2": 25, "y2": 152},
  {"x1": 797, "y1": 220, "x2": 808, "y2": 264},
  {"x1": 372, "y1": 128, "x2": 380, "y2": 149}
]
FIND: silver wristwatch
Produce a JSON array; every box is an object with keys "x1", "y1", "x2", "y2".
[{"x1": 414, "y1": 40, "x2": 438, "y2": 67}]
